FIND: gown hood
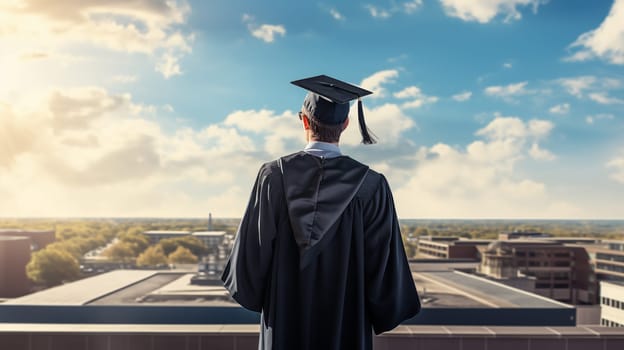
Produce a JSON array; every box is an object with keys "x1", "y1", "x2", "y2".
[{"x1": 279, "y1": 152, "x2": 369, "y2": 255}]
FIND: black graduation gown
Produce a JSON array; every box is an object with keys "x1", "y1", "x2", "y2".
[{"x1": 221, "y1": 151, "x2": 420, "y2": 350}]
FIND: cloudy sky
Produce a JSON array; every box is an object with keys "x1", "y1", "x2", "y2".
[{"x1": 1, "y1": 0, "x2": 623, "y2": 219}]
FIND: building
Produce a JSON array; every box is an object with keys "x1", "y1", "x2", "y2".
[
  {"x1": 588, "y1": 241, "x2": 624, "y2": 282},
  {"x1": 191, "y1": 231, "x2": 227, "y2": 248},
  {"x1": 0, "y1": 229, "x2": 56, "y2": 298},
  {"x1": 600, "y1": 281, "x2": 624, "y2": 327},
  {"x1": 0, "y1": 229, "x2": 55, "y2": 251},
  {"x1": 0, "y1": 237, "x2": 31, "y2": 298},
  {"x1": 498, "y1": 231, "x2": 551, "y2": 240},
  {"x1": 3, "y1": 263, "x2": 621, "y2": 349},
  {"x1": 416, "y1": 236, "x2": 491, "y2": 260},
  {"x1": 479, "y1": 240, "x2": 595, "y2": 304},
  {"x1": 142, "y1": 230, "x2": 191, "y2": 244}
]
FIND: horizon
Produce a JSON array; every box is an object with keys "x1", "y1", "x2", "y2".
[
  {"x1": 3, "y1": 216, "x2": 624, "y2": 223},
  {"x1": 1, "y1": 0, "x2": 623, "y2": 219}
]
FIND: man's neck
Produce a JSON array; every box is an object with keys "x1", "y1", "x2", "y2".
[{"x1": 304, "y1": 141, "x2": 342, "y2": 159}]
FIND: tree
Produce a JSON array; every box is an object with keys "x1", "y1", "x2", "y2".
[
  {"x1": 26, "y1": 248, "x2": 80, "y2": 286},
  {"x1": 168, "y1": 246, "x2": 198, "y2": 264},
  {"x1": 158, "y1": 236, "x2": 207, "y2": 257},
  {"x1": 136, "y1": 246, "x2": 168, "y2": 267},
  {"x1": 102, "y1": 242, "x2": 135, "y2": 262},
  {"x1": 118, "y1": 232, "x2": 149, "y2": 255}
]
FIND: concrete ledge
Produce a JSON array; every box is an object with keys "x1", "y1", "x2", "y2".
[{"x1": 1, "y1": 324, "x2": 623, "y2": 350}]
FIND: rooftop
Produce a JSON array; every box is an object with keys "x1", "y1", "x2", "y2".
[
  {"x1": 143, "y1": 231, "x2": 190, "y2": 235},
  {"x1": 192, "y1": 231, "x2": 227, "y2": 237},
  {"x1": 4, "y1": 270, "x2": 158, "y2": 305},
  {"x1": 0, "y1": 236, "x2": 30, "y2": 241}
]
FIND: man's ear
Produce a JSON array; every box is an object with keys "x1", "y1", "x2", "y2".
[
  {"x1": 342, "y1": 117, "x2": 349, "y2": 131},
  {"x1": 302, "y1": 115, "x2": 311, "y2": 130}
]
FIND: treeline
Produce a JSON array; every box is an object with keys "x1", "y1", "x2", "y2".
[
  {"x1": 0, "y1": 220, "x2": 119, "y2": 287},
  {"x1": 0, "y1": 219, "x2": 231, "y2": 288},
  {"x1": 101, "y1": 227, "x2": 209, "y2": 267},
  {"x1": 5, "y1": 218, "x2": 622, "y2": 287},
  {"x1": 400, "y1": 220, "x2": 624, "y2": 240}
]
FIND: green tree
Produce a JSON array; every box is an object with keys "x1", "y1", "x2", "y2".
[
  {"x1": 26, "y1": 248, "x2": 80, "y2": 286},
  {"x1": 136, "y1": 246, "x2": 168, "y2": 267},
  {"x1": 158, "y1": 236, "x2": 207, "y2": 257},
  {"x1": 118, "y1": 232, "x2": 149, "y2": 256},
  {"x1": 168, "y1": 246, "x2": 198, "y2": 264},
  {"x1": 102, "y1": 242, "x2": 135, "y2": 262}
]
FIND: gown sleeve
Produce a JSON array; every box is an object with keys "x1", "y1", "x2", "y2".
[
  {"x1": 221, "y1": 163, "x2": 278, "y2": 312},
  {"x1": 363, "y1": 174, "x2": 421, "y2": 334}
]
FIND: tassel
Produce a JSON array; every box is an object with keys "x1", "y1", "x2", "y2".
[{"x1": 358, "y1": 98, "x2": 376, "y2": 144}]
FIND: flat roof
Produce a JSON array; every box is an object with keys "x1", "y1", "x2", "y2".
[
  {"x1": 0, "y1": 229, "x2": 53, "y2": 234},
  {"x1": 0, "y1": 236, "x2": 30, "y2": 241},
  {"x1": 4, "y1": 265, "x2": 570, "y2": 310},
  {"x1": 600, "y1": 280, "x2": 624, "y2": 288},
  {"x1": 5, "y1": 270, "x2": 158, "y2": 305},
  {"x1": 417, "y1": 271, "x2": 570, "y2": 308},
  {"x1": 192, "y1": 231, "x2": 227, "y2": 237},
  {"x1": 143, "y1": 231, "x2": 190, "y2": 235}
]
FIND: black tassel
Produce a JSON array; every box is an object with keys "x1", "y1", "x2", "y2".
[{"x1": 358, "y1": 99, "x2": 376, "y2": 144}]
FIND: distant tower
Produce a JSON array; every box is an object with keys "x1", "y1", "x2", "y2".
[{"x1": 208, "y1": 212, "x2": 213, "y2": 231}]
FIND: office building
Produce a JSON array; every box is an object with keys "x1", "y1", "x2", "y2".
[
  {"x1": 142, "y1": 230, "x2": 191, "y2": 244},
  {"x1": 600, "y1": 281, "x2": 624, "y2": 327},
  {"x1": 479, "y1": 240, "x2": 595, "y2": 304},
  {"x1": 416, "y1": 236, "x2": 491, "y2": 260},
  {"x1": 191, "y1": 231, "x2": 227, "y2": 248},
  {"x1": 0, "y1": 237, "x2": 31, "y2": 297},
  {"x1": 0, "y1": 229, "x2": 55, "y2": 251},
  {"x1": 588, "y1": 241, "x2": 624, "y2": 282}
]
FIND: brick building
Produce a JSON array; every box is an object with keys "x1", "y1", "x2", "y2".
[{"x1": 0, "y1": 237, "x2": 31, "y2": 297}]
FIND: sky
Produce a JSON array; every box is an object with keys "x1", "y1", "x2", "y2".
[{"x1": 0, "y1": 0, "x2": 623, "y2": 219}]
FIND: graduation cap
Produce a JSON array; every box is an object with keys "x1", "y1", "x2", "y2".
[{"x1": 291, "y1": 74, "x2": 376, "y2": 144}]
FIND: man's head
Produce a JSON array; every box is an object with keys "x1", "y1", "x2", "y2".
[
  {"x1": 299, "y1": 109, "x2": 349, "y2": 144},
  {"x1": 291, "y1": 75, "x2": 376, "y2": 144},
  {"x1": 299, "y1": 91, "x2": 350, "y2": 144}
]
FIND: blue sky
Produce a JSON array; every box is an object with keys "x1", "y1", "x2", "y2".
[{"x1": 0, "y1": 0, "x2": 623, "y2": 219}]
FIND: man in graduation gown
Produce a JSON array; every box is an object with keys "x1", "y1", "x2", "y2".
[{"x1": 222, "y1": 75, "x2": 420, "y2": 350}]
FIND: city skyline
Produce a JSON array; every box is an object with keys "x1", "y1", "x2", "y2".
[{"x1": 1, "y1": 0, "x2": 623, "y2": 219}]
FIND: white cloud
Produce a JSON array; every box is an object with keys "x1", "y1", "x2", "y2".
[
  {"x1": 529, "y1": 143, "x2": 556, "y2": 161},
  {"x1": 111, "y1": 75, "x2": 138, "y2": 84},
  {"x1": 567, "y1": 0, "x2": 624, "y2": 65},
  {"x1": 403, "y1": 0, "x2": 424, "y2": 14},
  {"x1": 586, "y1": 113, "x2": 614, "y2": 125},
  {"x1": 360, "y1": 70, "x2": 399, "y2": 98},
  {"x1": 503, "y1": 62, "x2": 513, "y2": 69},
  {"x1": 365, "y1": 1, "x2": 423, "y2": 18},
  {"x1": 452, "y1": 91, "x2": 472, "y2": 102},
  {"x1": 0, "y1": 0, "x2": 194, "y2": 78},
  {"x1": 155, "y1": 53, "x2": 182, "y2": 78},
  {"x1": 366, "y1": 5, "x2": 392, "y2": 19},
  {"x1": 329, "y1": 8, "x2": 345, "y2": 20},
  {"x1": 549, "y1": 103, "x2": 570, "y2": 115},
  {"x1": 484, "y1": 81, "x2": 530, "y2": 98},
  {"x1": 439, "y1": 0, "x2": 546, "y2": 23},
  {"x1": 588, "y1": 92, "x2": 624, "y2": 105},
  {"x1": 476, "y1": 115, "x2": 553, "y2": 141},
  {"x1": 392, "y1": 115, "x2": 572, "y2": 219},
  {"x1": 394, "y1": 86, "x2": 439, "y2": 109},
  {"x1": 251, "y1": 24, "x2": 286, "y2": 43},
  {"x1": 339, "y1": 103, "x2": 415, "y2": 146},
  {"x1": 0, "y1": 86, "x2": 265, "y2": 217},
  {"x1": 558, "y1": 76, "x2": 597, "y2": 97},
  {"x1": 607, "y1": 153, "x2": 624, "y2": 183},
  {"x1": 242, "y1": 14, "x2": 286, "y2": 43}
]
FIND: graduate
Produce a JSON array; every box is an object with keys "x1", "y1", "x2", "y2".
[{"x1": 222, "y1": 74, "x2": 421, "y2": 350}]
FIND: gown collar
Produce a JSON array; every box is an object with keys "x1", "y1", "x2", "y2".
[{"x1": 303, "y1": 141, "x2": 342, "y2": 159}]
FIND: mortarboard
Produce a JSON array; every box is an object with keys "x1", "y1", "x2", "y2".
[{"x1": 291, "y1": 74, "x2": 376, "y2": 144}]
